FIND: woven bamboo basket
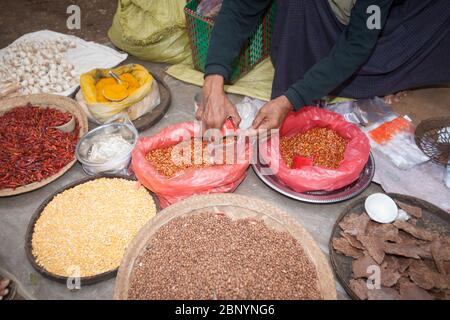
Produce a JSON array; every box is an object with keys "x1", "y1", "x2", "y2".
[
  {"x1": 0, "y1": 94, "x2": 88, "y2": 197},
  {"x1": 114, "y1": 193, "x2": 337, "y2": 300}
]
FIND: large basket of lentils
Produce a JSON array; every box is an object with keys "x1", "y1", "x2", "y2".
[{"x1": 114, "y1": 194, "x2": 336, "y2": 300}]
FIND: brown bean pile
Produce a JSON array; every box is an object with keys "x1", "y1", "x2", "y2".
[
  {"x1": 146, "y1": 137, "x2": 237, "y2": 178},
  {"x1": 128, "y1": 213, "x2": 322, "y2": 300},
  {"x1": 280, "y1": 128, "x2": 348, "y2": 169}
]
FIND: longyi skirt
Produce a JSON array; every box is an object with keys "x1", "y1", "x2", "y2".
[{"x1": 270, "y1": 0, "x2": 450, "y2": 100}]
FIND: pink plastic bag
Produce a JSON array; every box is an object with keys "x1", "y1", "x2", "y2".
[
  {"x1": 260, "y1": 107, "x2": 370, "y2": 193},
  {"x1": 131, "y1": 121, "x2": 250, "y2": 208}
]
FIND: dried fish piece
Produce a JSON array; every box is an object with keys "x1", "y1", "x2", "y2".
[
  {"x1": 380, "y1": 258, "x2": 401, "y2": 287},
  {"x1": 339, "y1": 213, "x2": 370, "y2": 237},
  {"x1": 356, "y1": 235, "x2": 385, "y2": 264},
  {"x1": 430, "y1": 237, "x2": 450, "y2": 274},
  {"x1": 366, "y1": 222, "x2": 399, "y2": 242},
  {"x1": 408, "y1": 260, "x2": 450, "y2": 290},
  {"x1": 349, "y1": 279, "x2": 369, "y2": 300},
  {"x1": 393, "y1": 220, "x2": 437, "y2": 242},
  {"x1": 397, "y1": 257, "x2": 413, "y2": 273},
  {"x1": 341, "y1": 232, "x2": 364, "y2": 250},
  {"x1": 384, "y1": 242, "x2": 431, "y2": 259},
  {"x1": 394, "y1": 230, "x2": 427, "y2": 246},
  {"x1": 399, "y1": 280, "x2": 433, "y2": 300},
  {"x1": 332, "y1": 237, "x2": 364, "y2": 259},
  {"x1": 395, "y1": 200, "x2": 423, "y2": 219},
  {"x1": 352, "y1": 254, "x2": 378, "y2": 279}
]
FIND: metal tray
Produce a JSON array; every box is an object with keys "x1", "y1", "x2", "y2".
[
  {"x1": 252, "y1": 153, "x2": 375, "y2": 204},
  {"x1": 329, "y1": 193, "x2": 450, "y2": 300},
  {"x1": 25, "y1": 174, "x2": 160, "y2": 286}
]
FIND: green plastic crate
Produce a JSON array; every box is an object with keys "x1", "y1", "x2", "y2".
[{"x1": 184, "y1": 0, "x2": 276, "y2": 83}]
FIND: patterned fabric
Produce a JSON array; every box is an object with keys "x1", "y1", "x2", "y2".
[{"x1": 271, "y1": 0, "x2": 450, "y2": 101}]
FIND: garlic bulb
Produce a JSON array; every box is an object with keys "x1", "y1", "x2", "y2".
[{"x1": 0, "y1": 37, "x2": 78, "y2": 95}]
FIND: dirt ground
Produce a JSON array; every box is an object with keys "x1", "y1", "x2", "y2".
[{"x1": 0, "y1": 0, "x2": 116, "y2": 48}]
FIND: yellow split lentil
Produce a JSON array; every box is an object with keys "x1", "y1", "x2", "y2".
[{"x1": 31, "y1": 178, "x2": 156, "y2": 277}]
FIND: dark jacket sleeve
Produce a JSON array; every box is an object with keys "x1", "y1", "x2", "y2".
[
  {"x1": 284, "y1": 0, "x2": 394, "y2": 109},
  {"x1": 205, "y1": 0, "x2": 273, "y2": 83}
]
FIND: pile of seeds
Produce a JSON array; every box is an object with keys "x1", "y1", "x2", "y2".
[
  {"x1": 280, "y1": 128, "x2": 348, "y2": 169},
  {"x1": 0, "y1": 105, "x2": 79, "y2": 190},
  {"x1": 32, "y1": 178, "x2": 156, "y2": 277},
  {"x1": 128, "y1": 212, "x2": 322, "y2": 300},
  {"x1": 146, "y1": 137, "x2": 237, "y2": 178}
]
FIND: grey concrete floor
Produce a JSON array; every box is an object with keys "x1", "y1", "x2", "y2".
[{"x1": 0, "y1": 58, "x2": 384, "y2": 300}]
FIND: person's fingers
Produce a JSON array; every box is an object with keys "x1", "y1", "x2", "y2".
[
  {"x1": 252, "y1": 110, "x2": 267, "y2": 129},
  {"x1": 0, "y1": 278, "x2": 10, "y2": 290},
  {"x1": 0, "y1": 288, "x2": 9, "y2": 298},
  {"x1": 195, "y1": 104, "x2": 204, "y2": 121},
  {"x1": 258, "y1": 117, "x2": 278, "y2": 130},
  {"x1": 203, "y1": 110, "x2": 221, "y2": 131},
  {"x1": 228, "y1": 109, "x2": 241, "y2": 128},
  {"x1": 201, "y1": 112, "x2": 210, "y2": 135}
]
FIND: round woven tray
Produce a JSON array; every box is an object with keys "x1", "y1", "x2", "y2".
[
  {"x1": 0, "y1": 94, "x2": 88, "y2": 197},
  {"x1": 88, "y1": 71, "x2": 171, "y2": 132},
  {"x1": 114, "y1": 193, "x2": 337, "y2": 300},
  {"x1": 25, "y1": 174, "x2": 160, "y2": 285},
  {"x1": 329, "y1": 193, "x2": 450, "y2": 300},
  {"x1": 415, "y1": 117, "x2": 450, "y2": 166}
]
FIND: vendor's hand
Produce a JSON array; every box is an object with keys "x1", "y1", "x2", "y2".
[
  {"x1": 0, "y1": 278, "x2": 10, "y2": 300},
  {"x1": 252, "y1": 95, "x2": 293, "y2": 130},
  {"x1": 197, "y1": 75, "x2": 241, "y2": 131}
]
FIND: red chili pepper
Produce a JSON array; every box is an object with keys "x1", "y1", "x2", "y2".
[{"x1": 0, "y1": 104, "x2": 79, "y2": 190}]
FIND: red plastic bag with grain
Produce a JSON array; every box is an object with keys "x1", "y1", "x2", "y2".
[
  {"x1": 131, "y1": 121, "x2": 251, "y2": 208},
  {"x1": 260, "y1": 107, "x2": 370, "y2": 193}
]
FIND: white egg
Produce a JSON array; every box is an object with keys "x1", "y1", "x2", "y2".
[{"x1": 364, "y1": 193, "x2": 398, "y2": 224}]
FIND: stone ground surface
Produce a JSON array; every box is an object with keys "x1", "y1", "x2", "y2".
[{"x1": 0, "y1": 0, "x2": 449, "y2": 300}]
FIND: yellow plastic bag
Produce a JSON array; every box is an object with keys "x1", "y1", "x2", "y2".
[
  {"x1": 108, "y1": 0, "x2": 191, "y2": 64},
  {"x1": 79, "y1": 64, "x2": 156, "y2": 122}
]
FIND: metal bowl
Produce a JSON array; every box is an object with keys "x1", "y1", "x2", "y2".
[
  {"x1": 76, "y1": 123, "x2": 138, "y2": 175},
  {"x1": 252, "y1": 153, "x2": 375, "y2": 204}
]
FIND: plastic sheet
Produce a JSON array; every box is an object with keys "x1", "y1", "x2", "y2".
[
  {"x1": 131, "y1": 122, "x2": 251, "y2": 207},
  {"x1": 366, "y1": 117, "x2": 429, "y2": 170},
  {"x1": 326, "y1": 97, "x2": 429, "y2": 170},
  {"x1": 260, "y1": 107, "x2": 370, "y2": 192}
]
